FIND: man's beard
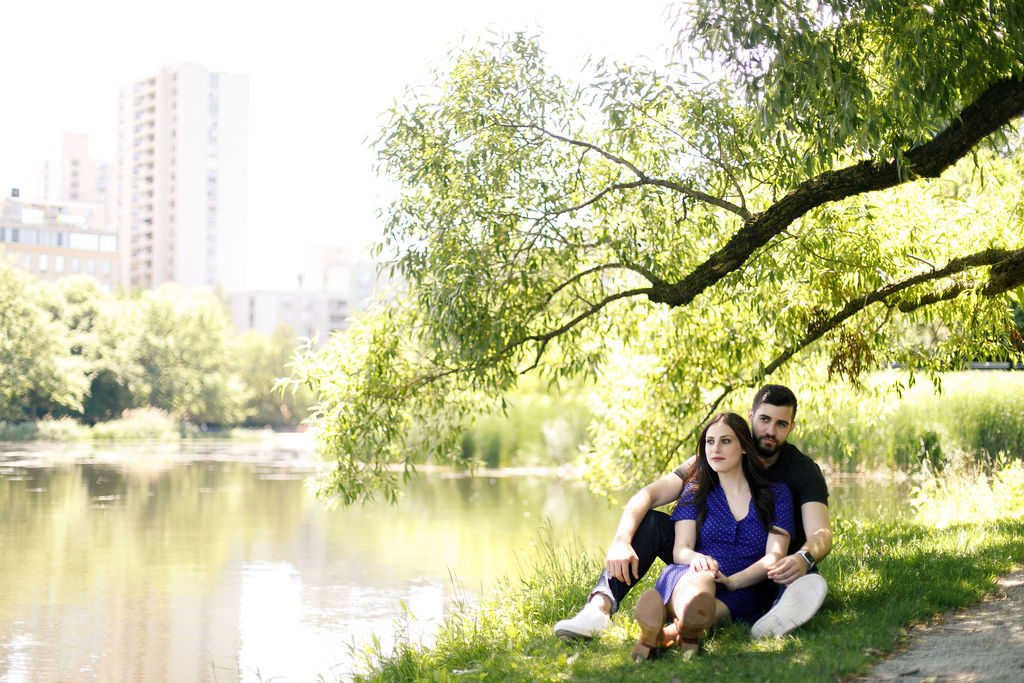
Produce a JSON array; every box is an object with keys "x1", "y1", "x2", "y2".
[{"x1": 756, "y1": 436, "x2": 782, "y2": 458}]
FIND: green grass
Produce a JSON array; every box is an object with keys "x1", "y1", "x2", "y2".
[{"x1": 350, "y1": 461, "x2": 1024, "y2": 682}]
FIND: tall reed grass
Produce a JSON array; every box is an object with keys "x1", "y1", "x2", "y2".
[
  {"x1": 0, "y1": 407, "x2": 261, "y2": 442},
  {"x1": 798, "y1": 371, "x2": 1024, "y2": 472},
  {"x1": 458, "y1": 371, "x2": 1024, "y2": 474}
]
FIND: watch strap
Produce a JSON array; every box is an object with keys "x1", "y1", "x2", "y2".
[{"x1": 797, "y1": 549, "x2": 815, "y2": 570}]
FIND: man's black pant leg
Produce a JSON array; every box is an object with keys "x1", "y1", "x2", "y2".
[{"x1": 591, "y1": 509, "x2": 676, "y2": 614}]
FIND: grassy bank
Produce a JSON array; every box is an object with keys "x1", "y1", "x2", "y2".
[
  {"x1": 351, "y1": 460, "x2": 1024, "y2": 682},
  {"x1": 0, "y1": 409, "x2": 272, "y2": 442}
]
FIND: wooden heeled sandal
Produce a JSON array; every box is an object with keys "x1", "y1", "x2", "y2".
[
  {"x1": 674, "y1": 591, "x2": 716, "y2": 655},
  {"x1": 631, "y1": 589, "x2": 668, "y2": 661}
]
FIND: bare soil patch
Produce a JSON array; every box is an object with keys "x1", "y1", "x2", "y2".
[{"x1": 855, "y1": 566, "x2": 1024, "y2": 682}]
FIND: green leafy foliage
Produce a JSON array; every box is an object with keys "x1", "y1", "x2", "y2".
[
  {"x1": 0, "y1": 262, "x2": 313, "y2": 429},
  {"x1": 237, "y1": 325, "x2": 315, "y2": 427},
  {"x1": 0, "y1": 260, "x2": 87, "y2": 420},
  {"x1": 133, "y1": 285, "x2": 246, "y2": 425},
  {"x1": 684, "y1": 0, "x2": 1024, "y2": 172},
  {"x1": 295, "y1": 0, "x2": 1024, "y2": 504}
]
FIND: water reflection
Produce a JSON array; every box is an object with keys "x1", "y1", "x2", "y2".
[
  {"x1": 0, "y1": 444, "x2": 629, "y2": 681},
  {"x1": 0, "y1": 442, "x2": 910, "y2": 681},
  {"x1": 829, "y1": 473, "x2": 914, "y2": 521}
]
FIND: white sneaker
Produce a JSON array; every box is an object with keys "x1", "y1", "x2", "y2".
[
  {"x1": 751, "y1": 573, "x2": 827, "y2": 639},
  {"x1": 554, "y1": 604, "x2": 611, "y2": 641}
]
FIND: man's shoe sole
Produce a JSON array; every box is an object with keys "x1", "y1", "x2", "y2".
[
  {"x1": 554, "y1": 627, "x2": 592, "y2": 642},
  {"x1": 751, "y1": 573, "x2": 827, "y2": 638}
]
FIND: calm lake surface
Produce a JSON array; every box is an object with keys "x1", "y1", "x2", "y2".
[{"x1": 0, "y1": 438, "x2": 910, "y2": 681}]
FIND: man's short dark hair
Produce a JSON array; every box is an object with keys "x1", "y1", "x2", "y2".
[{"x1": 752, "y1": 384, "x2": 798, "y2": 417}]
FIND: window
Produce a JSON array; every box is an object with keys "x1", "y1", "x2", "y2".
[
  {"x1": 71, "y1": 257, "x2": 80, "y2": 273},
  {"x1": 86, "y1": 258, "x2": 95, "y2": 274},
  {"x1": 70, "y1": 233, "x2": 99, "y2": 251},
  {"x1": 39, "y1": 254, "x2": 48, "y2": 271},
  {"x1": 55, "y1": 255, "x2": 64, "y2": 272}
]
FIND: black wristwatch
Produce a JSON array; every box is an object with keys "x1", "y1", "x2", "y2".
[{"x1": 796, "y1": 549, "x2": 816, "y2": 570}]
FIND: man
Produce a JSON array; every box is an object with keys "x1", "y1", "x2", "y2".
[{"x1": 554, "y1": 384, "x2": 832, "y2": 641}]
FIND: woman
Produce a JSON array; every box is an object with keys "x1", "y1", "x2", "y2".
[{"x1": 632, "y1": 412, "x2": 794, "y2": 660}]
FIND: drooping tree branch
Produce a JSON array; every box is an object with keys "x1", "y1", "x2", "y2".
[
  {"x1": 401, "y1": 79, "x2": 1024, "y2": 403},
  {"x1": 683, "y1": 246, "x2": 1024, "y2": 451},
  {"x1": 763, "y1": 247, "x2": 1024, "y2": 377},
  {"x1": 647, "y1": 76, "x2": 1024, "y2": 307},
  {"x1": 450, "y1": 78, "x2": 1024, "y2": 388},
  {"x1": 505, "y1": 123, "x2": 753, "y2": 219}
]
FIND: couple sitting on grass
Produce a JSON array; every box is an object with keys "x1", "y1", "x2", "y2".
[{"x1": 555, "y1": 384, "x2": 832, "y2": 659}]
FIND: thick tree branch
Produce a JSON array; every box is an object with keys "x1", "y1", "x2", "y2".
[
  {"x1": 647, "y1": 76, "x2": 1024, "y2": 307},
  {"x1": 404, "y1": 79, "x2": 1024, "y2": 399},
  {"x1": 982, "y1": 249, "x2": 1024, "y2": 295}
]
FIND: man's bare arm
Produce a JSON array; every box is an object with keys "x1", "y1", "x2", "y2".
[
  {"x1": 766, "y1": 502, "x2": 832, "y2": 585},
  {"x1": 605, "y1": 472, "x2": 684, "y2": 584}
]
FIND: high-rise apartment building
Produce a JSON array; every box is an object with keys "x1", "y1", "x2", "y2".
[
  {"x1": 113, "y1": 63, "x2": 249, "y2": 290},
  {"x1": 60, "y1": 132, "x2": 110, "y2": 207}
]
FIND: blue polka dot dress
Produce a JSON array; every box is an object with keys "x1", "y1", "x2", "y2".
[{"x1": 654, "y1": 482, "x2": 794, "y2": 623}]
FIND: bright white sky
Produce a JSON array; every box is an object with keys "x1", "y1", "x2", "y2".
[{"x1": 0, "y1": 0, "x2": 679, "y2": 289}]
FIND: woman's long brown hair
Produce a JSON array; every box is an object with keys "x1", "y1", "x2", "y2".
[{"x1": 681, "y1": 412, "x2": 776, "y2": 534}]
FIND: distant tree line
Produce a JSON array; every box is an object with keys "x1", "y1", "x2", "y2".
[{"x1": 0, "y1": 258, "x2": 313, "y2": 427}]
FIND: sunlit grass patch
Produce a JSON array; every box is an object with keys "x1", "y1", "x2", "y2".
[
  {"x1": 350, "y1": 460, "x2": 1024, "y2": 682},
  {"x1": 912, "y1": 458, "x2": 1024, "y2": 525}
]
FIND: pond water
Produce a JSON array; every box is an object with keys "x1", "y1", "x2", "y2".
[{"x1": 0, "y1": 439, "x2": 910, "y2": 681}]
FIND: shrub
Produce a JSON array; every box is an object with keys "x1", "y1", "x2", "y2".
[{"x1": 90, "y1": 408, "x2": 181, "y2": 441}]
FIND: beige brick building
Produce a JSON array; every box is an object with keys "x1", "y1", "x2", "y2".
[{"x1": 0, "y1": 190, "x2": 119, "y2": 289}]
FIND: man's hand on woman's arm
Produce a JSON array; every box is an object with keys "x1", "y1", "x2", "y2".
[{"x1": 766, "y1": 502, "x2": 832, "y2": 585}]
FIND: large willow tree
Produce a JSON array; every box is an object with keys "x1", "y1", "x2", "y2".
[{"x1": 295, "y1": 0, "x2": 1024, "y2": 504}]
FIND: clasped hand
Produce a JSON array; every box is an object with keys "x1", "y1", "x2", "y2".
[
  {"x1": 689, "y1": 553, "x2": 718, "y2": 574},
  {"x1": 766, "y1": 553, "x2": 808, "y2": 585},
  {"x1": 713, "y1": 569, "x2": 735, "y2": 591},
  {"x1": 605, "y1": 541, "x2": 640, "y2": 585},
  {"x1": 692, "y1": 554, "x2": 733, "y2": 589}
]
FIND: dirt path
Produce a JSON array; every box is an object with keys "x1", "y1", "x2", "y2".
[{"x1": 854, "y1": 566, "x2": 1024, "y2": 682}]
